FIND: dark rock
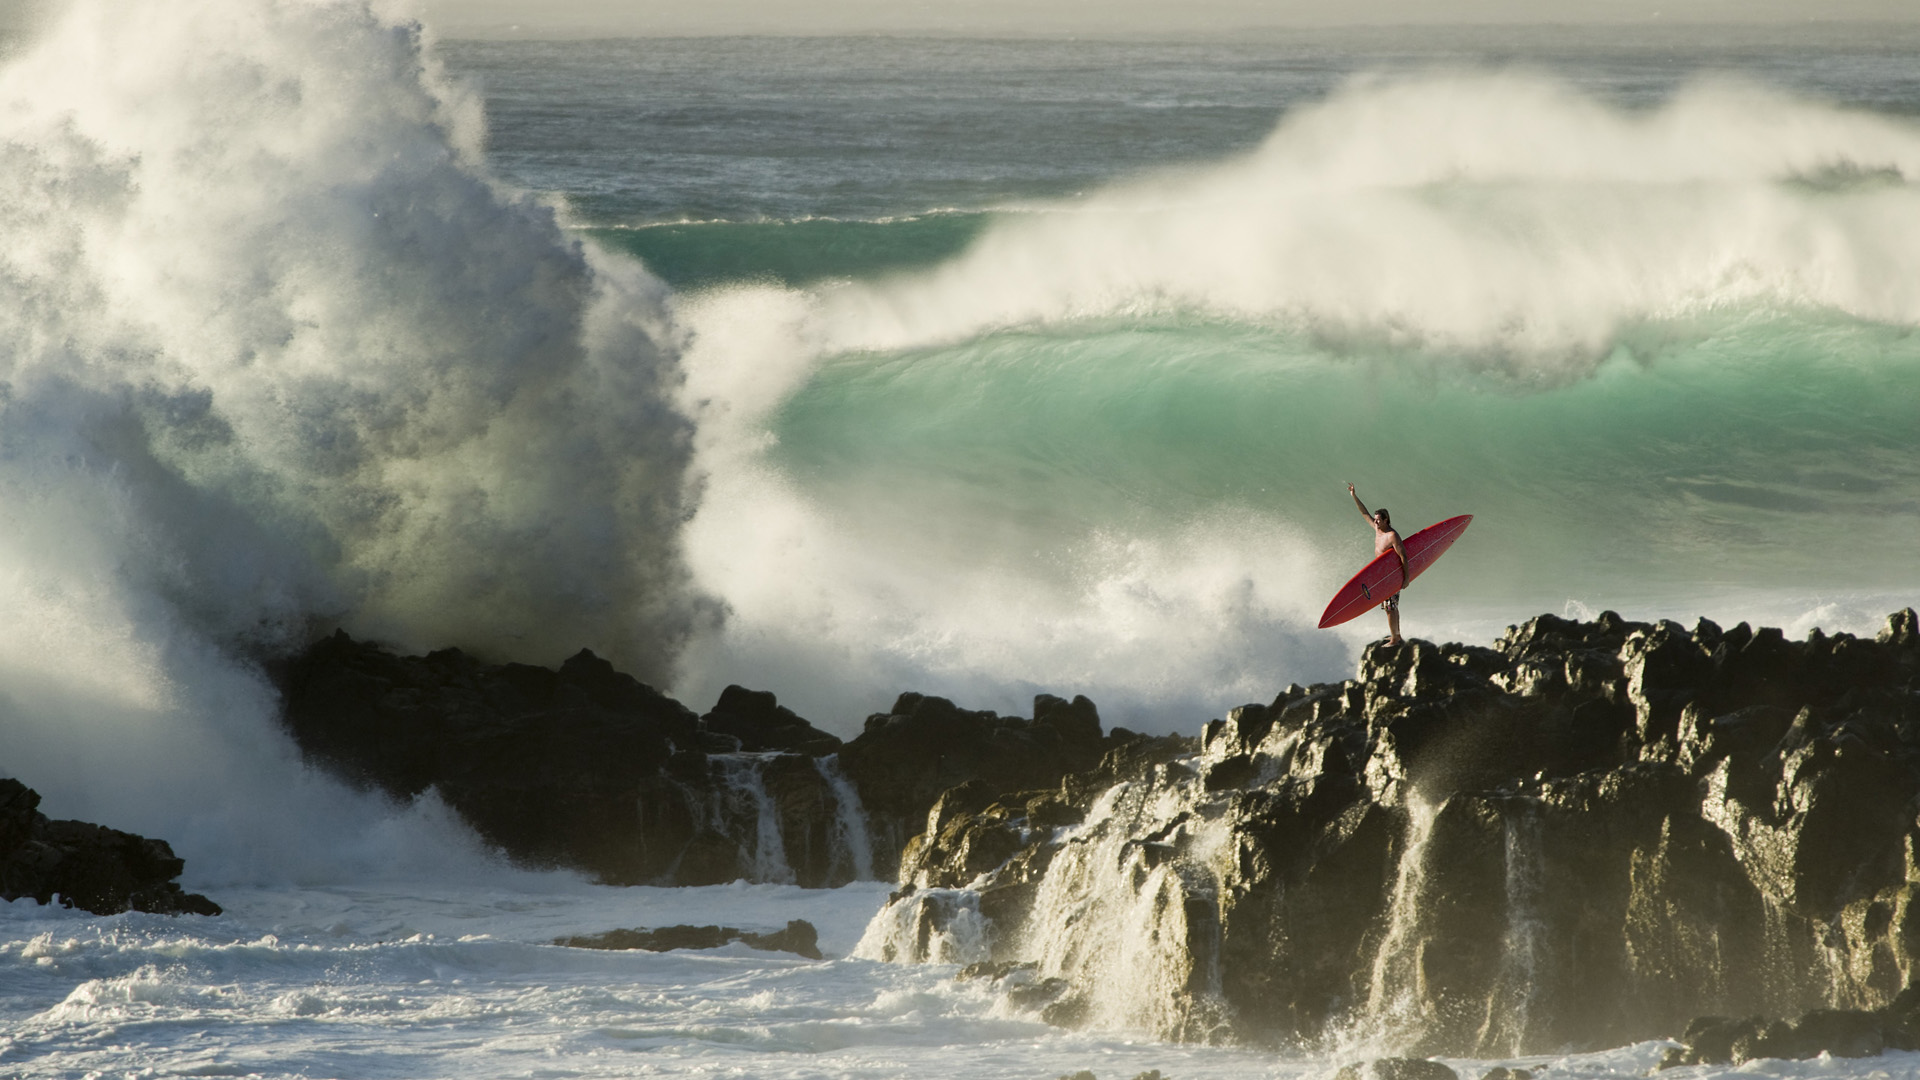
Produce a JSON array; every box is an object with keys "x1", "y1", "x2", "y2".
[
  {"x1": 702, "y1": 685, "x2": 843, "y2": 755},
  {"x1": 1007, "y1": 975, "x2": 1072, "y2": 1009},
  {"x1": 1035, "y1": 693, "x2": 1104, "y2": 747},
  {"x1": 740, "y1": 919, "x2": 823, "y2": 959},
  {"x1": 276, "y1": 632, "x2": 717, "y2": 883},
  {"x1": 858, "y1": 609, "x2": 1920, "y2": 1055},
  {"x1": 559, "y1": 924, "x2": 735, "y2": 951},
  {"x1": 836, "y1": 690, "x2": 1138, "y2": 878},
  {"x1": 555, "y1": 918, "x2": 822, "y2": 959},
  {"x1": 898, "y1": 780, "x2": 1025, "y2": 890},
  {"x1": 1881, "y1": 609, "x2": 1918, "y2": 648},
  {"x1": 958, "y1": 959, "x2": 1037, "y2": 982},
  {"x1": 1667, "y1": 1015, "x2": 1763, "y2": 1065},
  {"x1": 277, "y1": 631, "x2": 1127, "y2": 888},
  {"x1": 1663, "y1": 1006, "x2": 1908, "y2": 1064},
  {"x1": 1730, "y1": 1018, "x2": 1795, "y2": 1062},
  {"x1": 0, "y1": 777, "x2": 219, "y2": 917},
  {"x1": 1335, "y1": 1060, "x2": 1459, "y2": 1080},
  {"x1": 1788, "y1": 1008, "x2": 1885, "y2": 1058}
]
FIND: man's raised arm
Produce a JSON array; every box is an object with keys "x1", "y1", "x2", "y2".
[{"x1": 1348, "y1": 483, "x2": 1373, "y2": 525}]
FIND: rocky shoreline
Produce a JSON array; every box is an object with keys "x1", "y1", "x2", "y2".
[
  {"x1": 556, "y1": 918, "x2": 824, "y2": 959},
  {"x1": 274, "y1": 631, "x2": 1136, "y2": 887},
  {"x1": 21, "y1": 605, "x2": 1918, "y2": 1062},
  {"x1": 861, "y1": 608, "x2": 1920, "y2": 1054},
  {"x1": 0, "y1": 778, "x2": 220, "y2": 917}
]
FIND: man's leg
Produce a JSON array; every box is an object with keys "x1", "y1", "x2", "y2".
[{"x1": 1386, "y1": 599, "x2": 1403, "y2": 645}]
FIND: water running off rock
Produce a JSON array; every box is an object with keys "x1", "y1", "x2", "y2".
[{"x1": 863, "y1": 609, "x2": 1920, "y2": 1055}]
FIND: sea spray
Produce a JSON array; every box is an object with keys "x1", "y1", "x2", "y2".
[
  {"x1": 854, "y1": 887, "x2": 991, "y2": 966},
  {"x1": 0, "y1": 0, "x2": 700, "y2": 878}
]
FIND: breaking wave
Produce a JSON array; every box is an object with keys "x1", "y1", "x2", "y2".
[{"x1": 0, "y1": 0, "x2": 703, "y2": 879}]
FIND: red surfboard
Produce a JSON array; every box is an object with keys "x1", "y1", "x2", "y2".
[{"x1": 1318, "y1": 515, "x2": 1473, "y2": 629}]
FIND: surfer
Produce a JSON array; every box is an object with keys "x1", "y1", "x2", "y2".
[{"x1": 1348, "y1": 483, "x2": 1408, "y2": 645}]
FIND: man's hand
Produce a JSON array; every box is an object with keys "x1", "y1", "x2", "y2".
[{"x1": 1349, "y1": 484, "x2": 1372, "y2": 524}]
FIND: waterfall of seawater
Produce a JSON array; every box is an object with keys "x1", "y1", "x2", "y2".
[
  {"x1": 853, "y1": 888, "x2": 990, "y2": 964},
  {"x1": 1493, "y1": 801, "x2": 1548, "y2": 1055},
  {"x1": 814, "y1": 754, "x2": 876, "y2": 882},
  {"x1": 1352, "y1": 797, "x2": 1442, "y2": 1051},
  {"x1": 711, "y1": 754, "x2": 795, "y2": 884},
  {"x1": 1016, "y1": 774, "x2": 1235, "y2": 1040}
]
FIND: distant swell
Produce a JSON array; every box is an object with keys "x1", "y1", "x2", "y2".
[{"x1": 815, "y1": 73, "x2": 1920, "y2": 363}]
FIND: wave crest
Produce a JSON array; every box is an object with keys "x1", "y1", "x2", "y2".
[{"x1": 810, "y1": 72, "x2": 1920, "y2": 367}]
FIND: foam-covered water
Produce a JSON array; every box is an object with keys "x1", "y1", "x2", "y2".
[{"x1": 19, "y1": 882, "x2": 1920, "y2": 1080}]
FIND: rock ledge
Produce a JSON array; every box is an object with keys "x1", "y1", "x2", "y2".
[{"x1": 1, "y1": 777, "x2": 220, "y2": 916}]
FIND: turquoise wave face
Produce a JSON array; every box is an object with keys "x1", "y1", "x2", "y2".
[
  {"x1": 656, "y1": 70, "x2": 1920, "y2": 726},
  {"x1": 767, "y1": 306, "x2": 1920, "y2": 611}
]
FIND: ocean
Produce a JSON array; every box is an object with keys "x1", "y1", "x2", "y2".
[{"x1": 2, "y1": 3, "x2": 1919, "y2": 1076}]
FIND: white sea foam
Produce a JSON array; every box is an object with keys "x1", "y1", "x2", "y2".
[
  {"x1": 13, "y1": 879, "x2": 1920, "y2": 1080},
  {"x1": 0, "y1": 0, "x2": 698, "y2": 877},
  {"x1": 4, "y1": 879, "x2": 1337, "y2": 1080},
  {"x1": 817, "y1": 74, "x2": 1920, "y2": 364}
]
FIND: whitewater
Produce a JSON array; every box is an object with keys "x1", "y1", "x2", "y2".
[{"x1": 2, "y1": 1, "x2": 1919, "y2": 1076}]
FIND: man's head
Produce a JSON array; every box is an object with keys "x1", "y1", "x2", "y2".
[{"x1": 1374, "y1": 508, "x2": 1391, "y2": 527}]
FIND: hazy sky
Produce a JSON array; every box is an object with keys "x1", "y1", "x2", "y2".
[{"x1": 419, "y1": 0, "x2": 1920, "y2": 38}]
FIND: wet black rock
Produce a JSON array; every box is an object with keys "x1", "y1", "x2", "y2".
[
  {"x1": 837, "y1": 691, "x2": 1122, "y2": 873},
  {"x1": 701, "y1": 685, "x2": 843, "y2": 755},
  {"x1": 0, "y1": 777, "x2": 220, "y2": 917},
  {"x1": 1657, "y1": 998, "x2": 1920, "y2": 1067},
  {"x1": 864, "y1": 610, "x2": 1920, "y2": 1055},
  {"x1": 1335, "y1": 1061, "x2": 1460, "y2": 1080},
  {"x1": 277, "y1": 632, "x2": 1137, "y2": 885},
  {"x1": 278, "y1": 632, "x2": 734, "y2": 884},
  {"x1": 556, "y1": 918, "x2": 822, "y2": 959}
]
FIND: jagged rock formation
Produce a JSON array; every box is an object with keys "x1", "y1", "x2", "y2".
[
  {"x1": 859, "y1": 609, "x2": 1920, "y2": 1055},
  {"x1": 556, "y1": 918, "x2": 823, "y2": 959},
  {"x1": 1659, "y1": 994, "x2": 1920, "y2": 1066},
  {"x1": 0, "y1": 778, "x2": 220, "y2": 916},
  {"x1": 1336, "y1": 1060, "x2": 1459, "y2": 1080},
  {"x1": 840, "y1": 690, "x2": 1115, "y2": 872},
  {"x1": 276, "y1": 631, "x2": 1130, "y2": 886}
]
